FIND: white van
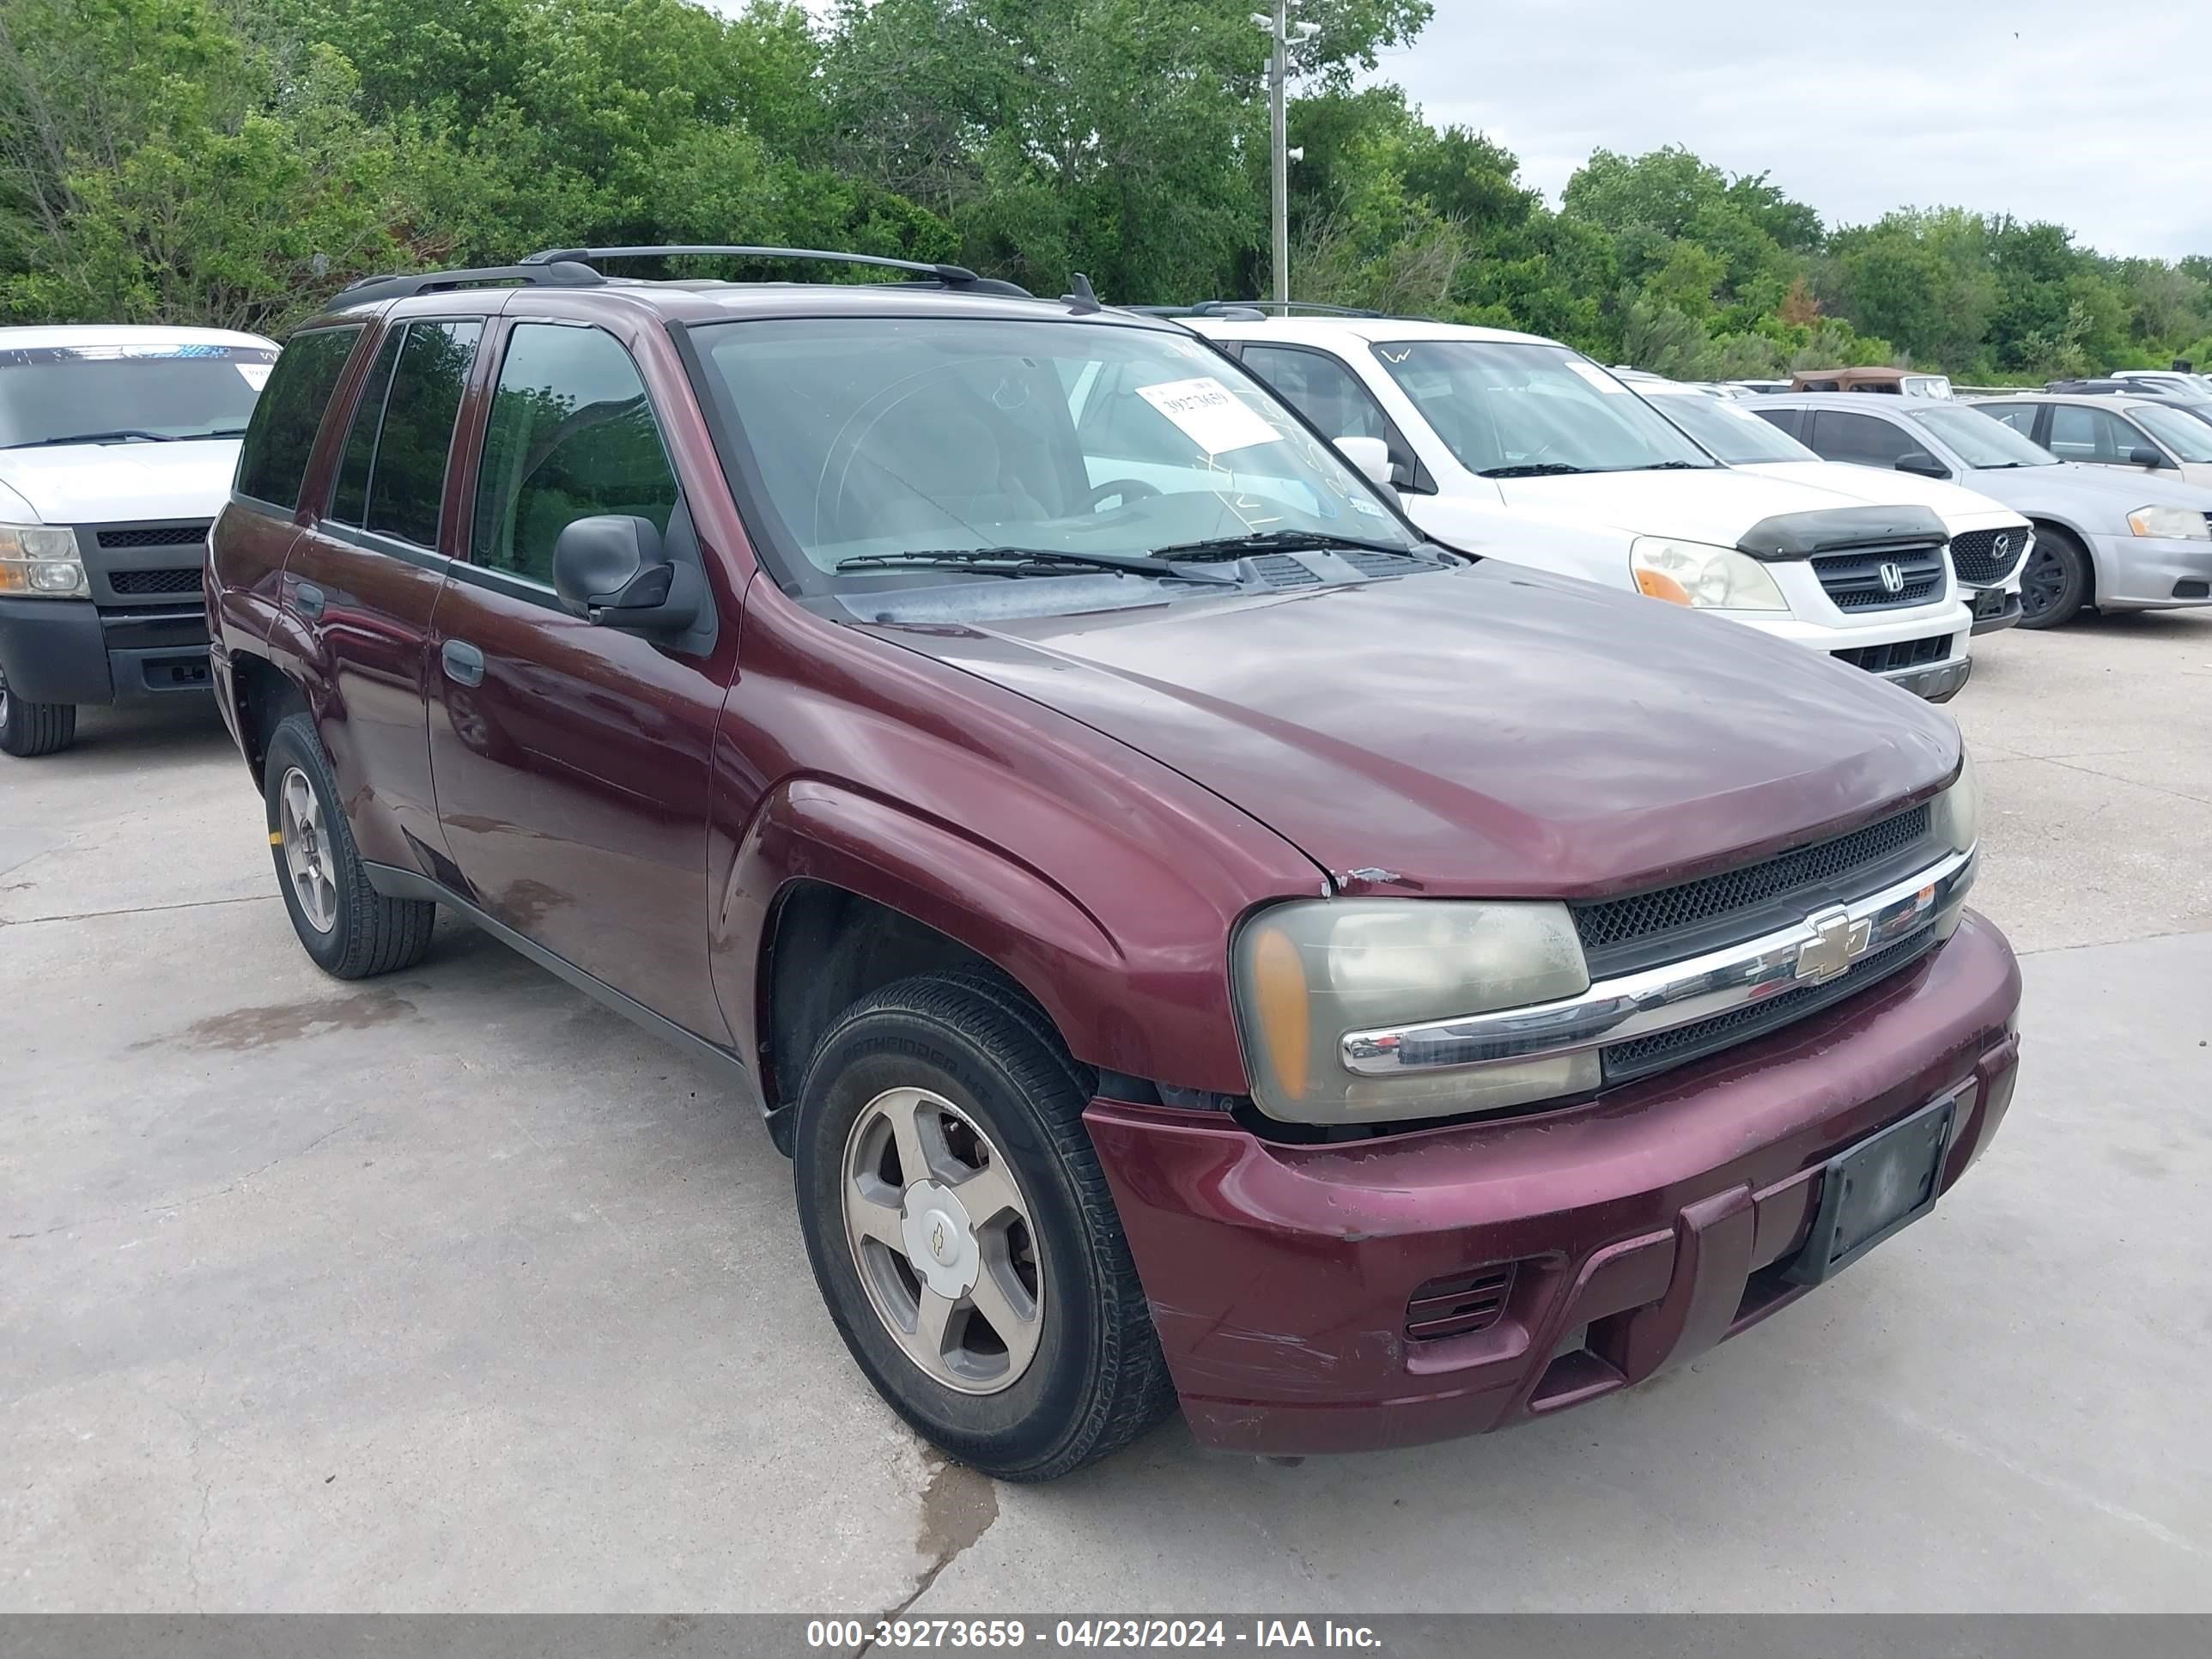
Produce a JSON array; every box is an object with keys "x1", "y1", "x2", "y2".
[
  {"x1": 0, "y1": 325, "x2": 276, "y2": 756},
  {"x1": 1184, "y1": 312, "x2": 1975, "y2": 702}
]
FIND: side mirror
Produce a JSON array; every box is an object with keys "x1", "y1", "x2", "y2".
[
  {"x1": 1895, "y1": 451, "x2": 1951, "y2": 480},
  {"x1": 2128, "y1": 445, "x2": 2167, "y2": 468},
  {"x1": 551, "y1": 515, "x2": 702, "y2": 634},
  {"x1": 1334, "y1": 434, "x2": 1395, "y2": 490}
]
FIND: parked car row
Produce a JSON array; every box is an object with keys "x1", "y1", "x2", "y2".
[{"x1": 1, "y1": 252, "x2": 2027, "y2": 1485}]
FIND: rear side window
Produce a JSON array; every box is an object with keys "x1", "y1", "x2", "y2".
[
  {"x1": 1756, "y1": 405, "x2": 1807, "y2": 440},
  {"x1": 330, "y1": 330, "x2": 404, "y2": 526},
  {"x1": 361, "y1": 321, "x2": 482, "y2": 547},
  {"x1": 235, "y1": 326, "x2": 362, "y2": 509},
  {"x1": 1980, "y1": 404, "x2": 2039, "y2": 440},
  {"x1": 471, "y1": 325, "x2": 678, "y2": 586}
]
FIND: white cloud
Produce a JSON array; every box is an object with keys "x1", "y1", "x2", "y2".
[{"x1": 1369, "y1": 0, "x2": 2212, "y2": 258}]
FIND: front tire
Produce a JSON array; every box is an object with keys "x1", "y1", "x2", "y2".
[
  {"x1": 0, "y1": 665, "x2": 76, "y2": 757},
  {"x1": 793, "y1": 973, "x2": 1175, "y2": 1481},
  {"x1": 2020, "y1": 526, "x2": 2090, "y2": 629},
  {"x1": 263, "y1": 713, "x2": 435, "y2": 978}
]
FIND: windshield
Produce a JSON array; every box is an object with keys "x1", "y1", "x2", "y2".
[
  {"x1": 688, "y1": 316, "x2": 1420, "y2": 595},
  {"x1": 1910, "y1": 405, "x2": 2057, "y2": 468},
  {"x1": 2129, "y1": 402, "x2": 2212, "y2": 463},
  {"x1": 0, "y1": 341, "x2": 274, "y2": 448},
  {"x1": 1643, "y1": 390, "x2": 1818, "y2": 464},
  {"x1": 1367, "y1": 341, "x2": 1718, "y2": 475}
]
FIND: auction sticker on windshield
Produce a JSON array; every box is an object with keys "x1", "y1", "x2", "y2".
[{"x1": 1138, "y1": 376, "x2": 1282, "y2": 454}]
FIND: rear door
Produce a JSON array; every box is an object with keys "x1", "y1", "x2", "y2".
[
  {"x1": 425, "y1": 314, "x2": 741, "y2": 1042},
  {"x1": 276, "y1": 314, "x2": 484, "y2": 872}
]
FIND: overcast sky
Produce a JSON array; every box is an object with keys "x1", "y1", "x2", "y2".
[{"x1": 1368, "y1": 0, "x2": 2212, "y2": 259}]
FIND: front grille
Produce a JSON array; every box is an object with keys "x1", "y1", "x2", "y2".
[
  {"x1": 1601, "y1": 928, "x2": 1938, "y2": 1085},
  {"x1": 1812, "y1": 544, "x2": 1944, "y2": 610},
  {"x1": 1834, "y1": 635, "x2": 1950, "y2": 674},
  {"x1": 1948, "y1": 528, "x2": 2025, "y2": 586},
  {"x1": 1571, "y1": 803, "x2": 1933, "y2": 974},
  {"x1": 1405, "y1": 1263, "x2": 1517, "y2": 1341},
  {"x1": 108, "y1": 567, "x2": 204, "y2": 597},
  {"x1": 96, "y1": 523, "x2": 210, "y2": 550}
]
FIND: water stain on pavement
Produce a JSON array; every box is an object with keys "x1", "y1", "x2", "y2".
[{"x1": 140, "y1": 988, "x2": 419, "y2": 1052}]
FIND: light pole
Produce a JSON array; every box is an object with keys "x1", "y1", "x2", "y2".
[{"x1": 1253, "y1": 6, "x2": 1319, "y2": 305}]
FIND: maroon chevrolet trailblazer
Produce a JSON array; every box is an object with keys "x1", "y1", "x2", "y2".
[{"x1": 205, "y1": 246, "x2": 2021, "y2": 1480}]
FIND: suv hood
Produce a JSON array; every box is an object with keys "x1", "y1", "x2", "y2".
[
  {"x1": 1741, "y1": 460, "x2": 2026, "y2": 527},
  {"x1": 0, "y1": 439, "x2": 241, "y2": 526},
  {"x1": 872, "y1": 563, "x2": 1959, "y2": 896},
  {"x1": 1490, "y1": 465, "x2": 1905, "y2": 548}
]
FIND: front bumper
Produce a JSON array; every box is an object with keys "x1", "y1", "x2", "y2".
[
  {"x1": 1880, "y1": 653, "x2": 1972, "y2": 702},
  {"x1": 0, "y1": 597, "x2": 210, "y2": 706},
  {"x1": 2088, "y1": 532, "x2": 2212, "y2": 609},
  {"x1": 1087, "y1": 911, "x2": 2021, "y2": 1457}
]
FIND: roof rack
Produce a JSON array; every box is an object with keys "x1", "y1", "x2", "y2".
[
  {"x1": 1127, "y1": 298, "x2": 1387, "y2": 322},
  {"x1": 520, "y1": 245, "x2": 1033, "y2": 298},
  {"x1": 331, "y1": 259, "x2": 605, "y2": 310}
]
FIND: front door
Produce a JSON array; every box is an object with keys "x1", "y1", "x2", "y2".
[{"x1": 427, "y1": 318, "x2": 739, "y2": 1041}]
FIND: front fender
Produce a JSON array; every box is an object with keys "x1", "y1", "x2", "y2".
[{"x1": 711, "y1": 778, "x2": 1249, "y2": 1105}]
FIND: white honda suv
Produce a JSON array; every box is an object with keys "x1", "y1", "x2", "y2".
[{"x1": 1182, "y1": 309, "x2": 1976, "y2": 702}]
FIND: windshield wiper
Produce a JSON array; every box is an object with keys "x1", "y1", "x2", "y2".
[
  {"x1": 1477, "y1": 462, "x2": 1589, "y2": 477},
  {"x1": 1149, "y1": 529, "x2": 1429, "y2": 562},
  {"x1": 1630, "y1": 459, "x2": 1707, "y2": 470},
  {"x1": 836, "y1": 546, "x2": 1187, "y2": 579},
  {"x1": 3, "y1": 429, "x2": 179, "y2": 449}
]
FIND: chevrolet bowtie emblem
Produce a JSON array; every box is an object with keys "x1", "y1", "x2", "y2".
[{"x1": 1796, "y1": 905, "x2": 1873, "y2": 982}]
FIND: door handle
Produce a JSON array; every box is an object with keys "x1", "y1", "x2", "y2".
[
  {"x1": 441, "y1": 639, "x2": 485, "y2": 687},
  {"x1": 295, "y1": 581, "x2": 325, "y2": 620}
]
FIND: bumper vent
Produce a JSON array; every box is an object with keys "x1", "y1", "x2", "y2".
[
  {"x1": 1948, "y1": 528, "x2": 2025, "y2": 587},
  {"x1": 1834, "y1": 634, "x2": 1950, "y2": 674},
  {"x1": 1812, "y1": 544, "x2": 1944, "y2": 610},
  {"x1": 109, "y1": 567, "x2": 204, "y2": 597},
  {"x1": 95, "y1": 523, "x2": 210, "y2": 550},
  {"x1": 1571, "y1": 803, "x2": 1933, "y2": 975},
  {"x1": 1405, "y1": 1263, "x2": 1516, "y2": 1341}
]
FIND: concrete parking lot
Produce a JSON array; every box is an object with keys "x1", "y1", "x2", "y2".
[{"x1": 3, "y1": 614, "x2": 2209, "y2": 1613}]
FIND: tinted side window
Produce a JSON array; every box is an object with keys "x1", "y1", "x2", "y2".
[
  {"x1": 2046, "y1": 403, "x2": 2142, "y2": 464},
  {"x1": 362, "y1": 321, "x2": 482, "y2": 548},
  {"x1": 330, "y1": 329, "x2": 403, "y2": 526},
  {"x1": 1240, "y1": 345, "x2": 1389, "y2": 441},
  {"x1": 1756, "y1": 406, "x2": 1806, "y2": 440},
  {"x1": 1980, "y1": 404, "x2": 2039, "y2": 440},
  {"x1": 472, "y1": 325, "x2": 678, "y2": 586},
  {"x1": 236, "y1": 326, "x2": 361, "y2": 509},
  {"x1": 1810, "y1": 410, "x2": 1915, "y2": 467}
]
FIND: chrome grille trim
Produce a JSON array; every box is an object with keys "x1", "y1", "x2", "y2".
[{"x1": 1340, "y1": 846, "x2": 1975, "y2": 1078}]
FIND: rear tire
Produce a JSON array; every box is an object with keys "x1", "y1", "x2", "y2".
[
  {"x1": 2019, "y1": 526, "x2": 2090, "y2": 629},
  {"x1": 263, "y1": 713, "x2": 436, "y2": 978},
  {"x1": 0, "y1": 666, "x2": 76, "y2": 757},
  {"x1": 793, "y1": 972, "x2": 1175, "y2": 1481}
]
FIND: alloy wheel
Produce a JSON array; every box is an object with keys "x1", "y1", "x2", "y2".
[
  {"x1": 839, "y1": 1085, "x2": 1044, "y2": 1395},
  {"x1": 278, "y1": 765, "x2": 339, "y2": 933}
]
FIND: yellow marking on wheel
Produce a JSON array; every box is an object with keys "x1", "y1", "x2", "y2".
[{"x1": 270, "y1": 830, "x2": 285, "y2": 845}]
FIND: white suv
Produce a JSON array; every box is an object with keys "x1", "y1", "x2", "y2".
[{"x1": 1182, "y1": 311, "x2": 1976, "y2": 702}]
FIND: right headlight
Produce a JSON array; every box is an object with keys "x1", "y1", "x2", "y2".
[
  {"x1": 1231, "y1": 898, "x2": 1595, "y2": 1125},
  {"x1": 1628, "y1": 538, "x2": 1789, "y2": 611},
  {"x1": 0, "y1": 522, "x2": 88, "y2": 599},
  {"x1": 2126, "y1": 506, "x2": 2211, "y2": 540},
  {"x1": 1929, "y1": 747, "x2": 1979, "y2": 937}
]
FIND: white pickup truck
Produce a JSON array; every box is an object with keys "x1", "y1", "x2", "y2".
[
  {"x1": 0, "y1": 325, "x2": 276, "y2": 756},
  {"x1": 1183, "y1": 310, "x2": 1976, "y2": 702}
]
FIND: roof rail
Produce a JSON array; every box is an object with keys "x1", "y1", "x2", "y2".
[
  {"x1": 331, "y1": 259, "x2": 605, "y2": 310},
  {"x1": 1128, "y1": 298, "x2": 1386, "y2": 321},
  {"x1": 520, "y1": 245, "x2": 1033, "y2": 298}
]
